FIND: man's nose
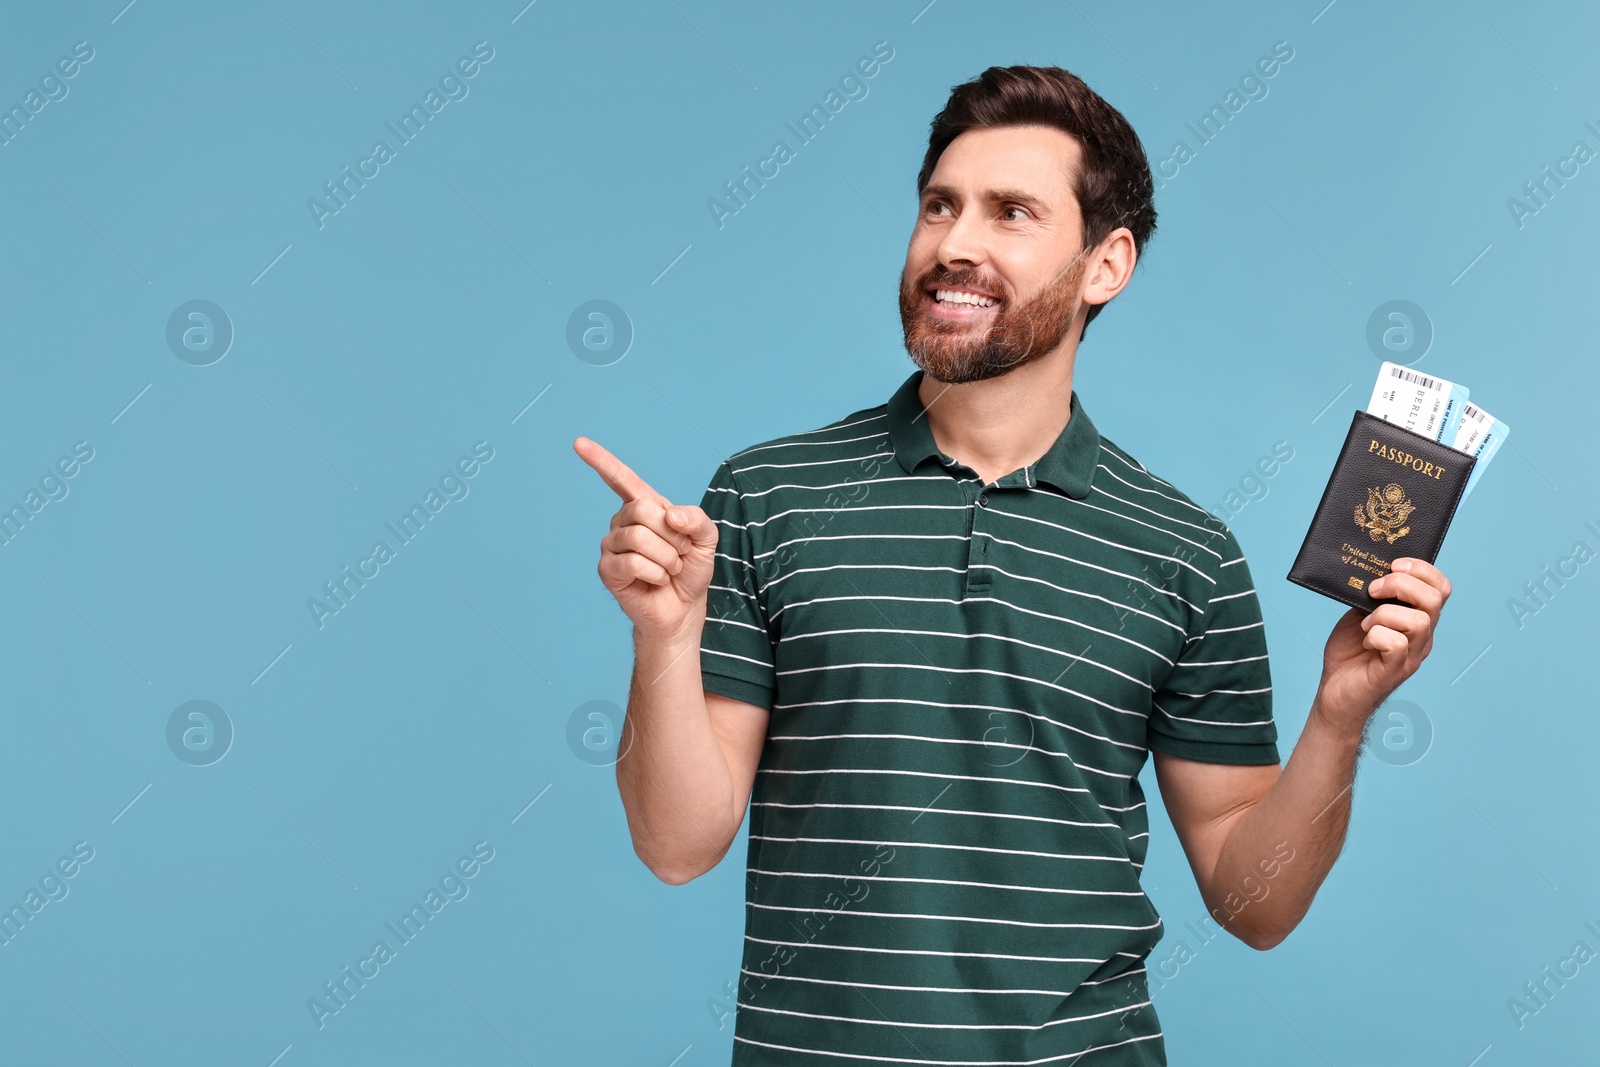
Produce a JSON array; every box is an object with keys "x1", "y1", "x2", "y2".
[{"x1": 933, "y1": 209, "x2": 988, "y2": 272}]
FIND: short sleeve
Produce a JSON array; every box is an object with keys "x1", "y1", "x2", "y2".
[
  {"x1": 697, "y1": 459, "x2": 777, "y2": 711},
  {"x1": 1147, "y1": 527, "x2": 1280, "y2": 765}
]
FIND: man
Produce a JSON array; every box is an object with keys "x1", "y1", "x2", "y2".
[{"x1": 576, "y1": 65, "x2": 1451, "y2": 1065}]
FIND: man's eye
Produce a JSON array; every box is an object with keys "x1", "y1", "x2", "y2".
[
  {"x1": 1002, "y1": 206, "x2": 1029, "y2": 221},
  {"x1": 925, "y1": 201, "x2": 949, "y2": 216}
]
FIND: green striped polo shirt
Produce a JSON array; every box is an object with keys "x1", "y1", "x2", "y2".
[{"x1": 697, "y1": 368, "x2": 1279, "y2": 1066}]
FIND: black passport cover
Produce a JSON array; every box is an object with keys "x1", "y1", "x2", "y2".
[{"x1": 1287, "y1": 409, "x2": 1476, "y2": 612}]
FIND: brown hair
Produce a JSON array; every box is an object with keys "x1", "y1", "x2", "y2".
[{"x1": 917, "y1": 65, "x2": 1157, "y2": 340}]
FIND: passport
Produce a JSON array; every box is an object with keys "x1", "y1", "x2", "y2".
[{"x1": 1287, "y1": 408, "x2": 1476, "y2": 612}]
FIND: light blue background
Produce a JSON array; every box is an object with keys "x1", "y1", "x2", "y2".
[{"x1": 1, "y1": 1, "x2": 1595, "y2": 1064}]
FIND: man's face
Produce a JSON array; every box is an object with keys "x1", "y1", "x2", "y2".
[{"x1": 899, "y1": 124, "x2": 1094, "y2": 385}]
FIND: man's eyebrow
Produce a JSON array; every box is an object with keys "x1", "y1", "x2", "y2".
[{"x1": 919, "y1": 183, "x2": 1050, "y2": 214}]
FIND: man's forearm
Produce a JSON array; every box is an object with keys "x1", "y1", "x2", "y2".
[
  {"x1": 1205, "y1": 698, "x2": 1368, "y2": 948},
  {"x1": 615, "y1": 614, "x2": 738, "y2": 883}
]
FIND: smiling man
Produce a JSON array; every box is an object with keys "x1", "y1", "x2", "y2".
[{"x1": 578, "y1": 65, "x2": 1452, "y2": 1065}]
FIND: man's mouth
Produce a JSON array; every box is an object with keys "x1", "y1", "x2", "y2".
[{"x1": 925, "y1": 287, "x2": 1001, "y2": 318}]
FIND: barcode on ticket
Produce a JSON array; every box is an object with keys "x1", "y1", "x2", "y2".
[{"x1": 1384, "y1": 365, "x2": 1441, "y2": 391}]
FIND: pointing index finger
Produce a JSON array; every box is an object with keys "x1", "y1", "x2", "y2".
[{"x1": 574, "y1": 436, "x2": 670, "y2": 506}]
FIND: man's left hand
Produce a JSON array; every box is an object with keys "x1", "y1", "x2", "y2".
[{"x1": 1313, "y1": 557, "x2": 1452, "y2": 735}]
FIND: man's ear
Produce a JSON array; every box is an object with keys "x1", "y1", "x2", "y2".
[{"x1": 1082, "y1": 228, "x2": 1138, "y2": 308}]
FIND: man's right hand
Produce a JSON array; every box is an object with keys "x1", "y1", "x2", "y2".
[{"x1": 574, "y1": 436, "x2": 721, "y2": 640}]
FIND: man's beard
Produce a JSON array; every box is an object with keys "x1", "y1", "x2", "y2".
[{"x1": 898, "y1": 250, "x2": 1089, "y2": 385}]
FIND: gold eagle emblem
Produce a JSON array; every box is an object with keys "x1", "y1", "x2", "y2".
[{"x1": 1355, "y1": 483, "x2": 1415, "y2": 544}]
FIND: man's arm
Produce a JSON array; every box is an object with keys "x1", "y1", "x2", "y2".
[
  {"x1": 572, "y1": 435, "x2": 772, "y2": 886},
  {"x1": 616, "y1": 616, "x2": 770, "y2": 885},
  {"x1": 1154, "y1": 556, "x2": 1451, "y2": 949}
]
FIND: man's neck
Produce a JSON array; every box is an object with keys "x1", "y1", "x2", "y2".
[{"x1": 916, "y1": 350, "x2": 1077, "y2": 487}]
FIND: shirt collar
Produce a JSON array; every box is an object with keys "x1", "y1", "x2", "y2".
[{"x1": 885, "y1": 369, "x2": 1100, "y2": 498}]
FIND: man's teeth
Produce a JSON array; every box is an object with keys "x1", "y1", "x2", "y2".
[{"x1": 934, "y1": 289, "x2": 998, "y2": 308}]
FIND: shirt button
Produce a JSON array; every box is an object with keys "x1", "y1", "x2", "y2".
[{"x1": 978, "y1": 493, "x2": 989, "y2": 507}]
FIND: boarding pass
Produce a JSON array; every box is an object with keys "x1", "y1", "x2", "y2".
[{"x1": 1366, "y1": 361, "x2": 1509, "y2": 503}]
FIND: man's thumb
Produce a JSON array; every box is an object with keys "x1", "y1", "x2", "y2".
[{"x1": 668, "y1": 505, "x2": 718, "y2": 547}]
